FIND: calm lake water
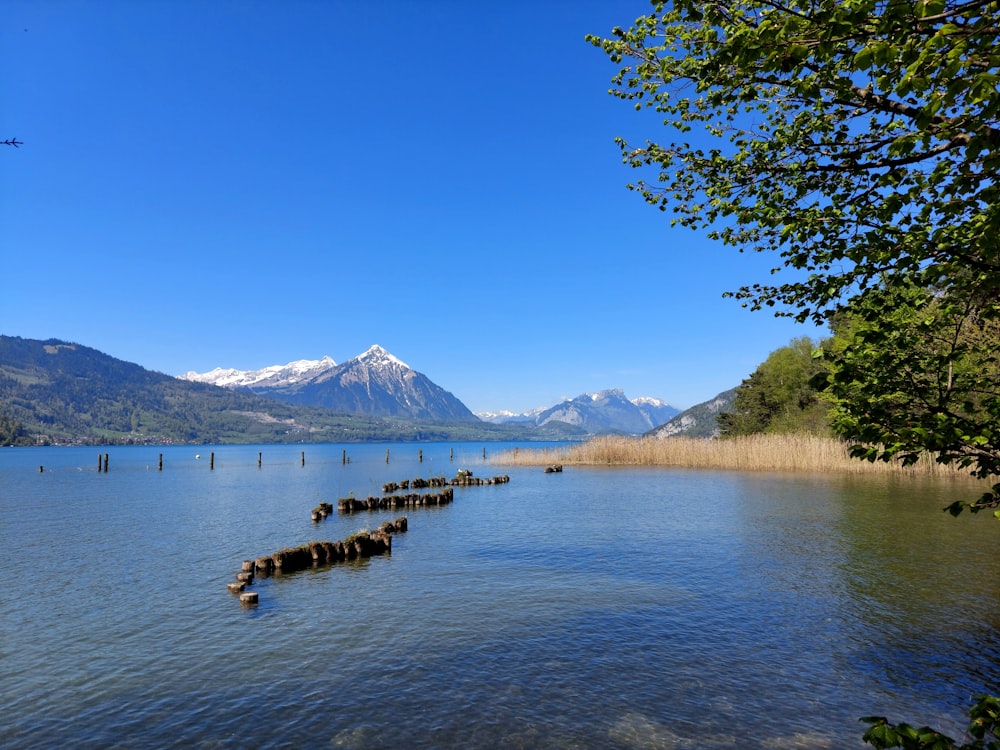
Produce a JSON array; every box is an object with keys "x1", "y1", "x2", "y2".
[{"x1": 2, "y1": 442, "x2": 998, "y2": 749}]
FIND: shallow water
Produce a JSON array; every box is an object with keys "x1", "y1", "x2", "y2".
[{"x1": 2, "y1": 443, "x2": 998, "y2": 748}]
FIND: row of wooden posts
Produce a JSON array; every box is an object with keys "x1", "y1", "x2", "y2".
[
  {"x1": 308, "y1": 472, "x2": 511, "y2": 520},
  {"x1": 86, "y1": 446, "x2": 491, "y2": 472},
  {"x1": 386, "y1": 446, "x2": 487, "y2": 464},
  {"x1": 234, "y1": 467, "x2": 514, "y2": 605},
  {"x1": 229, "y1": 517, "x2": 410, "y2": 605}
]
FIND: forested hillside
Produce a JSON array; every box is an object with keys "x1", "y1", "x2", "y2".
[
  {"x1": 718, "y1": 337, "x2": 831, "y2": 437},
  {"x1": 0, "y1": 336, "x2": 330, "y2": 444},
  {"x1": 0, "y1": 336, "x2": 581, "y2": 445}
]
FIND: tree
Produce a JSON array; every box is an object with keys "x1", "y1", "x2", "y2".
[
  {"x1": 718, "y1": 335, "x2": 831, "y2": 436},
  {"x1": 818, "y1": 282, "x2": 1000, "y2": 516},
  {"x1": 590, "y1": 4, "x2": 1000, "y2": 743},
  {"x1": 0, "y1": 412, "x2": 29, "y2": 446},
  {"x1": 587, "y1": 0, "x2": 1000, "y2": 505},
  {"x1": 587, "y1": 0, "x2": 1000, "y2": 320}
]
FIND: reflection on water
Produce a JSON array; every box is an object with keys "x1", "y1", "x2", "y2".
[{"x1": 1, "y1": 443, "x2": 997, "y2": 748}]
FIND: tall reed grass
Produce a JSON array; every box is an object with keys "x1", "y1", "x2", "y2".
[{"x1": 492, "y1": 434, "x2": 973, "y2": 478}]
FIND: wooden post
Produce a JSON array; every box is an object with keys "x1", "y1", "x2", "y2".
[
  {"x1": 450, "y1": 447, "x2": 453, "y2": 462},
  {"x1": 482, "y1": 447, "x2": 486, "y2": 459},
  {"x1": 386, "y1": 448, "x2": 390, "y2": 464},
  {"x1": 342, "y1": 449, "x2": 346, "y2": 465},
  {"x1": 419, "y1": 449, "x2": 423, "y2": 463},
  {"x1": 301, "y1": 451, "x2": 305, "y2": 467},
  {"x1": 103, "y1": 453, "x2": 109, "y2": 473},
  {"x1": 210, "y1": 452, "x2": 215, "y2": 470},
  {"x1": 158, "y1": 453, "x2": 163, "y2": 471},
  {"x1": 98, "y1": 454, "x2": 102, "y2": 472},
  {"x1": 258, "y1": 452, "x2": 262, "y2": 469}
]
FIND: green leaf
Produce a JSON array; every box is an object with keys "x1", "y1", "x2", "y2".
[{"x1": 861, "y1": 720, "x2": 901, "y2": 748}]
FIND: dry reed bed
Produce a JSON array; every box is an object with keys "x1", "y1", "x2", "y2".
[{"x1": 493, "y1": 434, "x2": 972, "y2": 478}]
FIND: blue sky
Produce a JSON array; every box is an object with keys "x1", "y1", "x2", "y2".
[{"x1": 2, "y1": 1, "x2": 826, "y2": 414}]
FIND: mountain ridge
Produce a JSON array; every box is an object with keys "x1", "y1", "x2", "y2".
[
  {"x1": 1, "y1": 334, "x2": 703, "y2": 444},
  {"x1": 186, "y1": 350, "x2": 681, "y2": 434},
  {"x1": 0, "y1": 335, "x2": 553, "y2": 445},
  {"x1": 182, "y1": 345, "x2": 476, "y2": 423},
  {"x1": 477, "y1": 388, "x2": 680, "y2": 435},
  {"x1": 182, "y1": 356, "x2": 337, "y2": 389},
  {"x1": 645, "y1": 388, "x2": 737, "y2": 439}
]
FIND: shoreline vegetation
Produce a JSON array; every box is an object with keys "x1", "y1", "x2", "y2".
[{"x1": 491, "y1": 434, "x2": 981, "y2": 479}]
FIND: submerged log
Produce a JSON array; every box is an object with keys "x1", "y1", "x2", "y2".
[
  {"x1": 450, "y1": 473, "x2": 509, "y2": 486},
  {"x1": 240, "y1": 517, "x2": 409, "y2": 592},
  {"x1": 338, "y1": 489, "x2": 453, "y2": 513},
  {"x1": 379, "y1": 516, "x2": 408, "y2": 535},
  {"x1": 311, "y1": 501, "x2": 334, "y2": 522},
  {"x1": 235, "y1": 523, "x2": 407, "y2": 597}
]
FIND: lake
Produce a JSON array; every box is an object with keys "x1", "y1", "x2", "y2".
[{"x1": 2, "y1": 442, "x2": 998, "y2": 748}]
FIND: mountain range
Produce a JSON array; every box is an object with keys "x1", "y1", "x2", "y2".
[
  {"x1": 182, "y1": 345, "x2": 477, "y2": 422},
  {"x1": 478, "y1": 389, "x2": 679, "y2": 434},
  {"x1": 182, "y1": 349, "x2": 683, "y2": 435},
  {"x1": 0, "y1": 334, "x2": 729, "y2": 445}
]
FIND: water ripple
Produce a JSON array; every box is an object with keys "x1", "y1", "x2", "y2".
[{"x1": 2, "y1": 445, "x2": 997, "y2": 748}]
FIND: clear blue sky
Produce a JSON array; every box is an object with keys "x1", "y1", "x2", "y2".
[{"x1": 2, "y1": 1, "x2": 825, "y2": 414}]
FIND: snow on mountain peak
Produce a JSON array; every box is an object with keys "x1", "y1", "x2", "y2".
[
  {"x1": 181, "y1": 348, "x2": 413, "y2": 390},
  {"x1": 356, "y1": 344, "x2": 409, "y2": 370},
  {"x1": 585, "y1": 388, "x2": 626, "y2": 402},
  {"x1": 632, "y1": 396, "x2": 668, "y2": 407},
  {"x1": 180, "y1": 356, "x2": 337, "y2": 388}
]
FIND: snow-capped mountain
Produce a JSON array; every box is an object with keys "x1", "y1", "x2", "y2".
[
  {"x1": 181, "y1": 356, "x2": 337, "y2": 389},
  {"x1": 183, "y1": 352, "x2": 682, "y2": 434},
  {"x1": 479, "y1": 389, "x2": 680, "y2": 435},
  {"x1": 631, "y1": 396, "x2": 682, "y2": 430},
  {"x1": 475, "y1": 407, "x2": 546, "y2": 425},
  {"x1": 181, "y1": 345, "x2": 477, "y2": 422}
]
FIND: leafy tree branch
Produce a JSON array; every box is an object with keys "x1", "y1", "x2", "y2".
[{"x1": 590, "y1": 3, "x2": 999, "y2": 742}]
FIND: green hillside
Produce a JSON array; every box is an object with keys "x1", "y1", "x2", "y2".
[{"x1": 0, "y1": 336, "x2": 572, "y2": 446}]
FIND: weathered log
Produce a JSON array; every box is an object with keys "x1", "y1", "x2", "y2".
[
  {"x1": 308, "y1": 541, "x2": 327, "y2": 563},
  {"x1": 330, "y1": 541, "x2": 345, "y2": 561},
  {"x1": 235, "y1": 519, "x2": 408, "y2": 599}
]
